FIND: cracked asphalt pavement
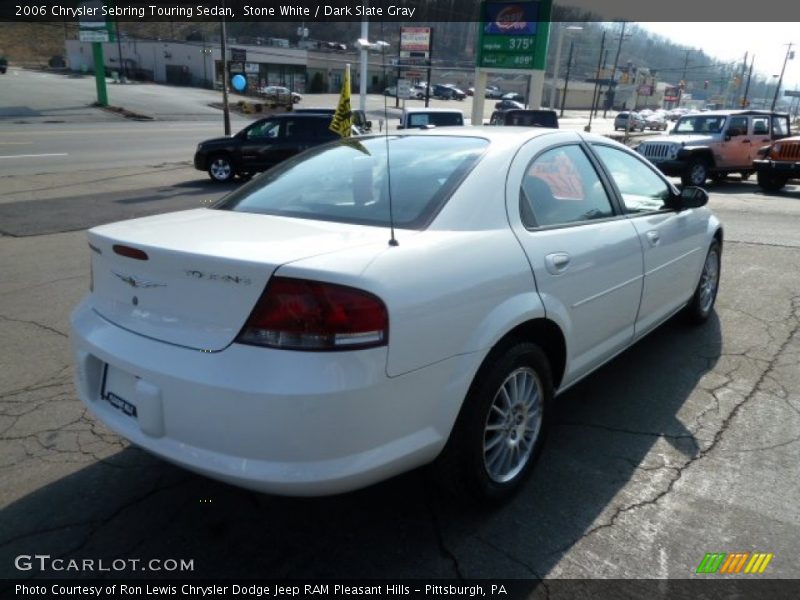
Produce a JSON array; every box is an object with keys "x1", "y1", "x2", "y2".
[{"x1": 1, "y1": 165, "x2": 799, "y2": 587}]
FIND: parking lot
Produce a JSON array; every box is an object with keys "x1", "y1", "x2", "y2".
[{"x1": 1, "y1": 69, "x2": 799, "y2": 587}]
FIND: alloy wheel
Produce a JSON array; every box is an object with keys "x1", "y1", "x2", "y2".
[{"x1": 483, "y1": 367, "x2": 543, "y2": 483}]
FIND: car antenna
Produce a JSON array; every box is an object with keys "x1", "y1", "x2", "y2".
[{"x1": 381, "y1": 21, "x2": 399, "y2": 247}]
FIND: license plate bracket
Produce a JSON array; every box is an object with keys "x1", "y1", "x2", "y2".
[{"x1": 101, "y1": 363, "x2": 139, "y2": 418}]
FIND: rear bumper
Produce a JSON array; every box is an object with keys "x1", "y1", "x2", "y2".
[{"x1": 70, "y1": 298, "x2": 472, "y2": 496}]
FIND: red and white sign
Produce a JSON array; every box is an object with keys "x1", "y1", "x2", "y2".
[
  {"x1": 400, "y1": 27, "x2": 431, "y2": 53},
  {"x1": 495, "y1": 5, "x2": 527, "y2": 32}
]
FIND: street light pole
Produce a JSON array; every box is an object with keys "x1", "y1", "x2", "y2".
[
  {"x1": 220, "y1": 0, "x2": 230, "y2": 136},
  {"x1": 549, "y1": 25, "x2": 583, "y2": 109},
  {"x1": 585, "y1": 30, "x2": 606, "y2": 133},
  {"x1": 771, "y1": 43, "x2": 794, "y2": 111},
  {"x1": 359, "y1": 15, "x2": 369, "y2": 112},
  {"x1": 560, "y1": 40, "x2": 574, "y2": 118}
]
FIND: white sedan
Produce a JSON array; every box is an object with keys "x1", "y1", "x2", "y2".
[{"x1": 71, "y1": 129, "x2": 722, "y2": 503}]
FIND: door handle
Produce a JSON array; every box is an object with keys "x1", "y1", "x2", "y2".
[
  {"x1": 646, "y1": 230, "x2": 660, "y2": 246},
  {"x1": 545, "y1": 252, "x2": 570, "y2": 275},
  {"x1": 741, "y1": 139, "x2": 751, "y2": 144}
]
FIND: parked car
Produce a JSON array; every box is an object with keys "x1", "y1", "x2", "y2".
[
  {"x1": 0, "y1": 57, "x2": 7, "y2": 74},
  {"x1": 614, "y1": 111, "x2": 646, "y2": 132},
  {"x1": 193, "y1": 113, "x2": 348, "y2": 182},
  {"x1": 442, "y1": 84, "x2": 467, "y2": 100},
  {"x1": 432, "y1": 84, "x2": 462, "y2": 100},
  {"x1": 293, "y1": 107, "x2": 372, "y2": 133},
  {"x1": 489, "y1": 109, "x2": 559, "y2": 128},
  {"x1": 72, "y1": 128, "x2": 722, "y2": 503},
  {"x1": 753, "y1": 134, "x2": 800, "y2": 192},
  {"x1": 644, "y1": 113, "x2": 669, "y2": 131},
  {"x1": 398, "y1": 108, "x2": 465, "y2": 129},
  {"x1": 636, "y1": 110, "x2": 792, "y2": 186},
  {"x1": 495, "y1": 99, "x2": 526, "y2": 111},
  {"x1": 258, "y1": 86, "x2": 301, "y2": 107},
  {"x1": 502, "y1": 92, "x2": 525, "y2": 103},
  {"x1": 485, "y1": 85, "x2": 504, "y2": 98}
]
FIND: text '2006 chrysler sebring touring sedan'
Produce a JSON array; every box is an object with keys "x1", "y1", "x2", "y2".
[{"x1": 71, "y1": 129, "x2": 722, "y2": 503}]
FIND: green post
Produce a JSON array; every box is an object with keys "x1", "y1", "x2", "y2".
[{"x1": 92, "y1": 41, "x2": 108, "y2": 106}]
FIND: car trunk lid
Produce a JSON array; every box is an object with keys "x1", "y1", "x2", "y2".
[{"x1": 88, "y1": 208, "x2": 390, "y2": 351}]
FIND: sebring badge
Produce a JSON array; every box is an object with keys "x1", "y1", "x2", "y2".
[{"x1": 112, "y1": 271, "x2": 167, "y2": 289}]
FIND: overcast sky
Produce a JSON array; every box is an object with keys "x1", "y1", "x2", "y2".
[{"x1": 638, "y1": 22, "x2": 800, "y2": 90}]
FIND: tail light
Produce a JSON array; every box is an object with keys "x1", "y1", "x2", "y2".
[{"x1": 236, "y1": 277, "x2": 388, "y2": 351}]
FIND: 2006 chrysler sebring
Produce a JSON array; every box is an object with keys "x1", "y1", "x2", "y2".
[{"x1": 71, "y1": 129, "x2": 722, "y2": 503}]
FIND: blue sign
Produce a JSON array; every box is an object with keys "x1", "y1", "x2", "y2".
[{"x1": 231, "y1": 74, "x2": 247, "y2": 91}]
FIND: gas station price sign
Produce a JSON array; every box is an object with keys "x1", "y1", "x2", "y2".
[{"x1": 478, "y1": 1, "x2": 551, "y2": 71}]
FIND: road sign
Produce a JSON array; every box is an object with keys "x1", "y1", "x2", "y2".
[
  {"x1": 397, "y1": 79, "x2": 412, "y2": 100},
  {"x1": 79, "y1": 29, "x2": 109, "y2": 42}
]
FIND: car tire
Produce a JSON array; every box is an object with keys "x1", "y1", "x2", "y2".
[
  {"x1": 685, "y1": 240, "x2": 721, "y2": 324},
  {"x1": 682, "y1": 159, "x2": 709, "y2": 187},
  {"x1": 207, "y1": 154, "x2": 235, "y2": 183},
  {"x1": 757, "y1": 171, "x2": 787, "y2": 193},
  {"x1": 433, "y1": 341, "x2": 552, "y2": 504}
]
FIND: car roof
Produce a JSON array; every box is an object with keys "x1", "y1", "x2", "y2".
[
  {"x1": 402, "y1": 107, "x2": 464, "y2": 114},
  {"x1": 680, "y1": 109, "x2": 789, "y2": 117},
  {"x1": 255, "y1": 113, "x2": 331, "y2": 121}
]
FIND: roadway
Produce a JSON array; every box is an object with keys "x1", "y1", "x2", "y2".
[{"x1": 3, "y1": 67, "x2": 798, "y2": 588}]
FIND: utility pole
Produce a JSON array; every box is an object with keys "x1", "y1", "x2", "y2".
[
  {"x1": 115, "y1": 19, "x2": 126, "y2": 82},
  {"x1": 605, "y1": 21, "x2": 627, "y2": 117},
  {"x1": 595, "y1": 48, "x2": 609, "y2": 117},
  {"x1": 742, "y1": 55, "x2": 754, "y2": 107},
  {"x1": 733, "y1": 51, "x2": 748, "y2": 108},
  {"x1": 585, "y1": 30, "x2": 606, "y2": 133},
  {"x1": 772, "y1": 43, "x2": 795, "y2": 111},
  {"x1": 677, "y1": 49, "x2": 690, "y2": 107},
  {"x1": 560, "y1": 40, "x2": 575, "y2": 118}
]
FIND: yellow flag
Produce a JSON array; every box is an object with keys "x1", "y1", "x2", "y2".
[{"x1": 329, "y1": 63, "x2": 352, "y2": 138}]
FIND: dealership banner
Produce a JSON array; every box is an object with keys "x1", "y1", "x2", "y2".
[
  {"x1": 4, "y1": 579, "x2": 800, "y2": 599},
  {"x1": 5, "y1": 0, "x2": 800, "y2": 21}
]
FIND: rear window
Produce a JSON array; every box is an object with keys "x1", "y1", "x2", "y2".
[
  {"x1": 215, "y1": 136, "x2": 488, "y2": 229},
  {"x1": 407, "y1": 112, "x2": 464, "y2": 128}
]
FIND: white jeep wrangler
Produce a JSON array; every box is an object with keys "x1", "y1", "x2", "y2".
[{"x1": 636, "y1": 110, "x2": 792, "y2": 186}]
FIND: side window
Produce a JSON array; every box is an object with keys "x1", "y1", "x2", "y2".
[
  {"x1": 247, "y1": 121, "x2": 280, "y2": 140},
  {"x1": 752, "y1": 117, "x2": 770, "y2": 136},
  {"x1": 519, "y1": 145, "x2": 615, "y2": 228},
  {"x1": 592, "y1": 145, "x2": 671, "y2": 214},
  {"x1": 772, "y1": 116, "x2": 790, "y2": 137},
  {"x1": 727, "y1": 116, "x2": 748, "y2": 136}
]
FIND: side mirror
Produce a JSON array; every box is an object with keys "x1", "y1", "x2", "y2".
[{"x1": 678, "y1": 186, "x2": 709, "y2": 209}]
